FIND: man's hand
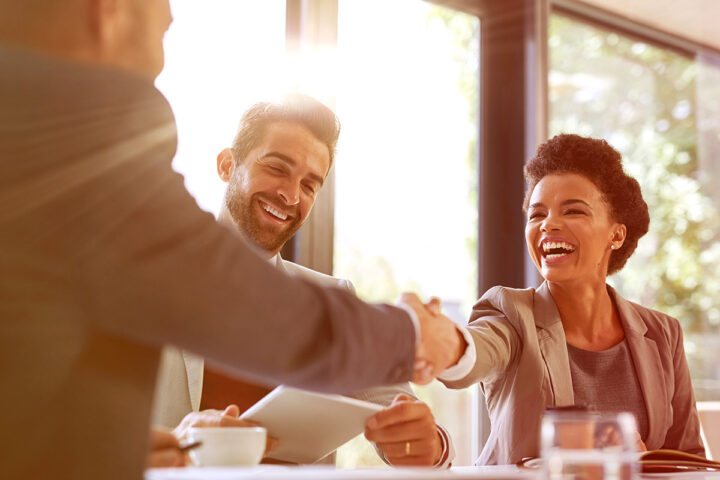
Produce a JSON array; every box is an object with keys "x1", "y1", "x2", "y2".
[
  {"x1": 173, "y1": 404, "x2": 278, "y2": 454},
  {"x1": 397, "y1": 293, "x2": 466, "y2": 384},
  {"x1": 364, "y1": 394, "x2": 443, "y2": 466},
  {"x1": 146, "y1": 428, "x2": 185, "y2": 468}
]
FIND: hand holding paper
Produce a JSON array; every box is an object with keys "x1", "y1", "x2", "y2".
[{"x1": 365, "y1": 394, "x2": 443, "y2": 466}]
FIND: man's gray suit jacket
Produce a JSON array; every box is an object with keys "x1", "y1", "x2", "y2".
[{"x1": 0, "y1": 45, "x2": 416, "y2": 480}]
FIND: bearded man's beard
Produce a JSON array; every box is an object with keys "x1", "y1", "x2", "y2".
[{"x1": 224, "y1": 185, "x2": 302, "y2": 254}]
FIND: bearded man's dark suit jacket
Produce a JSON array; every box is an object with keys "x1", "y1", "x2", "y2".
[{"x1": 0, "y1": 45, "x2": 416, "y2": 480}]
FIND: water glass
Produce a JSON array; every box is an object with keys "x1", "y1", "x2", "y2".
[{"x1": 541, "y1": 410, "x2": 638, "y2": 480}]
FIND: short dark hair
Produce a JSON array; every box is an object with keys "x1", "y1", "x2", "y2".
[
  {"x1": 231, "y1": 94, "x2": 341, "y2": 167},
  {"x1": 523, "y1": 134, "x2": 650, "y2": 275}
]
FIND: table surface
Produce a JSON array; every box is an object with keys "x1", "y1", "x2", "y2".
[{"x1": 146, "y1": 465, "x2": 720, "y2": 480}]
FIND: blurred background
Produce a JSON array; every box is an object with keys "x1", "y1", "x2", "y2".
[{"x1": 156, "y1": 0, "x2": 720, "y2": 466}]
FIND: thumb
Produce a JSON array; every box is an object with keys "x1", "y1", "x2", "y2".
[
  {"x1": 397, "y1": 292, "x2": 422, "y2": 309},
  {"x1": 223, "y1": 404, "x2": 240, "y2": 417},
  {"x1": 426, "y1": 297, "x2": 442, "y2": 314},
  {"x1": 391, "y1": 393, "x2": 414, "y2": 406}
]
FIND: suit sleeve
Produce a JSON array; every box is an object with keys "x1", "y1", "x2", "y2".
[
  {"x1": 440, "y1": 287, "x2": 521, "y2": 389},
  {"x1": 81, "y1": 86, "x2": 416, "y2": 395}
]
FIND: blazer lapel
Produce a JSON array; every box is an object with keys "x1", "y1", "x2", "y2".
[
  {"x1": 534, "y1": 282, "x2": 575, "y2": 406},
  {"x1": 182, "y1": 351, "x2": 204, "y2": 412},
  {"x1": 609, "y1": 286, "x2": 667, "y2": 448}
]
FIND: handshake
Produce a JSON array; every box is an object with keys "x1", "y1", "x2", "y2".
[{"x1": 396, "y1": 293, "x2": 467, "y2": 385}]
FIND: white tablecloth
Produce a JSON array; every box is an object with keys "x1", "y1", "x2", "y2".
[
  {"x1": 146, "y1": 465, "x2": 532, "y2": 480},
  {"x1": 146, "y1": 465, "x2": 720, "y2": 480}
]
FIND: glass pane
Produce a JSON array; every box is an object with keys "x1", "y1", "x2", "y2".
[
  {"x1": 333, "y1": 0, "x2": 480, "y2": 467},
  {"x1": 157, "y1": 0, "x2": 287, "y2": 214},
  {"x1": 549, "y1": 15, "x2": 720, "y2": 400}
]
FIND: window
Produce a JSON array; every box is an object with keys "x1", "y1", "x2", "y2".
[
  {"x1": 157, "y1": 0, "x2": 287, "y2": 214},
  {"x1": 549, "y1": 12, "x2": 720, "y2": 400},
  {"x1": 333, "y1": 0, "x2": 480, "y2": 467},
  {"x1": 158, "y1": 0, "x2": 483, "y2": 466}
]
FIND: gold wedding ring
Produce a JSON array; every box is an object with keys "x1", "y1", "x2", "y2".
[{"x1": 405, "y1": 441, "x2": 411, "y2": 456}]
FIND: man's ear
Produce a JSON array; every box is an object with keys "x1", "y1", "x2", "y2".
[{"x1": 217, "y1": 148, "x2": 236, "y2": 182}]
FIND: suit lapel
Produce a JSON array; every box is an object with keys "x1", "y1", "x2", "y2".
[
  {"x1": 609, "y1": 287, "x2": 667, "y2": 447},
  {"x1": 182, "y1": 351, "x2": 204, "y2": 412},
  {"x1": 534, "y1": 282, "x2": 575, "y2": 406}
]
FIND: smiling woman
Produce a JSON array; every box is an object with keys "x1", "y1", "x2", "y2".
[
  {"x1": 440, "y1": 133, "x2": 706, "y2": 465},
  {"x1": 524, "y1": 134, "x2": 650, "y2": 277}
]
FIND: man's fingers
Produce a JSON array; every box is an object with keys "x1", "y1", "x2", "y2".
[
  {"x1": 147, "y1": 448, "x2": 185, "y2": 468},
  {"x1": 382, "y1": 454, "x2": 436, "y2": 467},
  {"x1": 365, "y1": 417, "x2": 435, "y2": 443},
  {"x1": 266, "y1": 436, "x2": 279, "y2": 453},
  {"x1": 390, "y1": 393, "x2": 414, "y2": 406},
  {"x1": 217, "y1": 416, "x2": 260, "y2": 428},
  {"x1": 376, "y1": 439, "x2": 435, "y2": 459},
  {"x1": 366, "y1": 401, "x2": 430, "y2": 430},
  {"x1": 397, "y1": 292, "x2": 422, "y2": 308},
  {"x1": 150, "y1": 429, "x2": 180, "y2": 449},
  {"x1": 425, "y1": 297, "x2": 442, "y2": 314},
  {"x1": 222, "y1": 404, "x2": 240, "y2": 417}
]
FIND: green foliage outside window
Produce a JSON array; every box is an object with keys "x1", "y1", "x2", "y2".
[{"x1": 549, "y1": 15, "x2": 720, "y2": 399}]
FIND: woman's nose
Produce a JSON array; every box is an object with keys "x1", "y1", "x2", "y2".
[{"x1": 540, "y1": 212, "x2": 561, "y2": 232}]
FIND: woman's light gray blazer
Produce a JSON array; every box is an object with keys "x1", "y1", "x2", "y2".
[{"x1": 442, "y1": 282, "x2": 705, "y2": 465}]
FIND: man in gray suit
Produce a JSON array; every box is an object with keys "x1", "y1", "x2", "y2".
[
  {"x1": 0, "y1": 1, "x2": 465, "y2": 479},
  {"x1": 152, "y1": 95, "x2": 455, "y2": 468}
]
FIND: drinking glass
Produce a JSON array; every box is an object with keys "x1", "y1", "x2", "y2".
[{"x1": 541, "y1": 410, "x2": 638, "y2": 480}]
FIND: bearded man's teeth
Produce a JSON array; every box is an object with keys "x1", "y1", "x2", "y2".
[{"x1": 263, "y1": 205, "x2": 287, "y2": 220}]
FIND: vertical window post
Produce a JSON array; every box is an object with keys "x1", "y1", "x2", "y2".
[{"x1": 282, "y1": 0, "x2": 339, "y2": 274}]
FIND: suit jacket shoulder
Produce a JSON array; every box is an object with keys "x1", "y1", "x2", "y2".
[{"x1": 278, "y1": 258, "x2": 355, "y2": 294}]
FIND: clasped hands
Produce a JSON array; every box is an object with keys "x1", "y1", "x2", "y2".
[{"x1": 397, "y1": 293, "x2": 466, "y2": 385}]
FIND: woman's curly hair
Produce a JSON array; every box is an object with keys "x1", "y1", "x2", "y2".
[{"x1": 523, "y1": 134, "x2": 650, "y2": 275}]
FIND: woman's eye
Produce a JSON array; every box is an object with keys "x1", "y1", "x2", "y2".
[
  {"x1": 528, "y1": 212, "x2": 545, "y2": 220},
  {"x1": 565, "y1": 209, "x2": 585, "y2": 215},
  {"x1": 302, "y1": 183, "x2": 316, "y2": 195}
]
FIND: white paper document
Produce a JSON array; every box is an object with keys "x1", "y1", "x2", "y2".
[{"x1": 240, "y1": 386, "x2": 384, "y2": 464}]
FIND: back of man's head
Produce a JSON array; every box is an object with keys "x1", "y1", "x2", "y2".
[
  {"x1": 0, "y1": 1, "x2": 87, "y2": 47},
  {"x1": 231, "y1": 94, "x2": 341, "y2": 167},
  {"x1": 0, "y1": 0, "x2": 171, "y2": 81}
]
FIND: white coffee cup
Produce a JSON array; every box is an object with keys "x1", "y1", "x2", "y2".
[{"x1": 187, "y1": 426, "x2": 267, "y2": 467}]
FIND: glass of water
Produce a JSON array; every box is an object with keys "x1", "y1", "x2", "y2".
[{"x1": 541, "y1": 409, "x2": 638, "y2": 480}]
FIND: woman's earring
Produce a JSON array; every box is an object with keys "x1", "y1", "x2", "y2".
[{"x1": 610, "y1": 245, "x2": 616, "y2": 250}]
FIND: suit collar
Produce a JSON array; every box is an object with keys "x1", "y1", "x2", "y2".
[
  {"x1": 533, "y1": 282, "x2": 647, "y2": 335},
  {"x1": 270, "y1": 253, "x2": 286, "y2": 272},
  {"x1": 181, "y1": 351, "x2": 204, "y2": 412},
  {"x1": 533, "y1": 282, "x2": 562, "y2": 330}
]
